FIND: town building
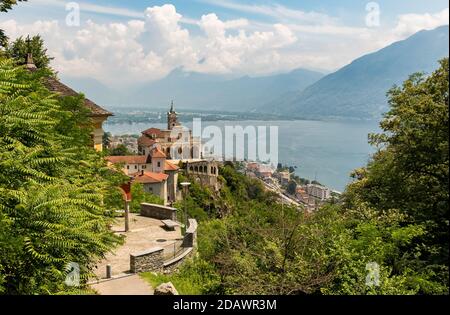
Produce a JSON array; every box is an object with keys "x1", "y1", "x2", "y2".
[
  {"x1": 296, "y1": 187, "x2": 310, "y2": 203},
  {"x1": 106, "y1": 147, "x2": 180, "y2": 204},
  {"x1": 306, "y1": 184, "x2": 331, "y2": 201},
  {"x1": 276, "y1": 171, "x2": 291, "y2": 186},
  {"x1": 108, "y1": 135, "x2": 139, "y2": 154},
  {"x1": 26, "y1": 53, "x2": 112, "y2": 152},
  {"x1": 133, "y1": 171, "x2": 169, "y2": 202},
  {"x1": 138, "y1": 102, "x2": 202, "y2": 160},
  {"x1": 185, "y1": 160, "x2": 221, "y2": 191}
]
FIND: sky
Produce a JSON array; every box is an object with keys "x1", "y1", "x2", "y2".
[{"x1": 0, "y1": 0, "x2": 448, "y2": 87}]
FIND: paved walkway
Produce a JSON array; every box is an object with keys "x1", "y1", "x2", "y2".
[
  {"x1": 93, "y1": 213, "x2": 182, "y2": 279},
  {"x1": 90, "y1": 275, "x2": 153, "y2": 295},
  {"x1": 89, "y1": 213, "x2": 182, "y2": 295}
]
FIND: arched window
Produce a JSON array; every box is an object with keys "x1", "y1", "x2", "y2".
[
  {"x1": 190, "y1": 166, "x2": 194, "y2": 172},
  {"x1": 194, "y1": 166, "x2": 198, "y2": 173}
]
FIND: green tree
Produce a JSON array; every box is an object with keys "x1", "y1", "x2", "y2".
[
  {"x1": 103, "y1": 131, "x2": 112, "y2": 149},
  {"x1": 287, "y1": 180, "x2": 297, "y2": 195},
  {"x1": 0, "y1": 57, "x2": 123, "y2": 294},
  {"x1": 108, "y1": 144, "x2": 134, "y2": 156},
  {"x1": 343, "y1": 58, "x2": 449, "y2": 294},
  {"x1": 130, "y1": 183, "x2": 164, "y2": 213},
  {"x1": 6, "y1": 35, "x2": 54, "y2": 69}
]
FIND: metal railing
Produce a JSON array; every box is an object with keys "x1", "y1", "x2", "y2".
[{"x1": 161, "y1": 238, "x2": 186, "y2": 261}]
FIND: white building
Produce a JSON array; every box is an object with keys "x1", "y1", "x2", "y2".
[{"x1": 306, "y1": 184, "x2": 331, "y2": 201}]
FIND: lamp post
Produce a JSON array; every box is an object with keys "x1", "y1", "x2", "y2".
[
  {"x1": 180, "y1": 182, "x2": 191, "y2": 231},
  {"x1": 120, "y1": 176, "x2": 134, "y2": 233}
]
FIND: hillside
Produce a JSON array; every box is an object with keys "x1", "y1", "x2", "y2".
[{"x1": 261, "y1": 25, "x2": 449, "y2": 119}]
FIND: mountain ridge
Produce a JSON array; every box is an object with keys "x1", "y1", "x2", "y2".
[{"x1": 260, "y1": 25, "x2": 449, "y2": 119}]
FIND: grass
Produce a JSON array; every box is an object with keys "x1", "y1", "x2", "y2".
[{"x1": 140, "y1": 271, "x2": 203, "y2": 295}]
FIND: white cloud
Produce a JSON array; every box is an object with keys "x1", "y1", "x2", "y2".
[
  {"x1": 1, "y1": 4, "x2": 448, "y2": 86},
  {"x1": 393, "y1": 8, "x2": 449, "y2": 37},
  {"x1": 198, "y1": 0, "x2": 334, "y2": 25}
]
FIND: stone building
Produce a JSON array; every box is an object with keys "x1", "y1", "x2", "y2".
[
  {"x1": 26, "y1": 53, "x2": 112, "y2": 152},
  {"x1": 106, "y1": 147, "x2": 180, "y2": 204},
  {"x1": 185, "y1": 160, "x2": 220, "y2": 191},
  {"x1": 138, "y1": 103, "x2": 201, "y2": 160}
]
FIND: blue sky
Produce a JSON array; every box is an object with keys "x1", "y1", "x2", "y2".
[{"x1": 1, "y1": 0, "x2": 448, "y2": 86}]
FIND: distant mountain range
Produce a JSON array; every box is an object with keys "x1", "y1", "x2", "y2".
[
  {"x1": 61, "y1": 67, "x2": 324, "y2": 113},
  {"x1": 132, "y1": 68, "x2": 325, "y2": 112},
  {"x1": 260, "y1": 25, "x2": 449, "y2": 119},
  {"x1": 61, "y1": 25, "x2": 449, "y2": 120}
]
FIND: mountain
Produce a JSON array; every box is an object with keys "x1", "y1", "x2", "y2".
[
  {"x1": 261, "y1": 25, "x2": 449, "y2": 119},
  {"x1": 131, "y1": 68, "x2": 324, "y2": 112}
]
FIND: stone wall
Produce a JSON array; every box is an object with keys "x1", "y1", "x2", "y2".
[
  {"x1": 140, "y1": 203, "x2": 177, "y2": 220},
  {"x1": 129, "y1": 219, "x2": 198, "y2": 274},
  {"x1": 130, "y1": 247, "x2": 164, "y2": 273}
]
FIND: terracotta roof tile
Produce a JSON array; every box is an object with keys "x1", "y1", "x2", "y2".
[
  {"x1": 132, "y1": 171, "x2": 168, "y2": 184},
  {"x1": 151, "y1": 147, "x2": 166, "y2": 158},
  {"x1": 138, "y1": 136, "x2": 157, "y2": 147},
  {"x1": 164, "y1": 161, "x2": 179, "y2": 171},
  {"x1": 142, "y1": 128, "x2": 163, "y2": 137}
]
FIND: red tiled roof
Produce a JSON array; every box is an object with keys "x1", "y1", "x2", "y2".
[
  {"x1": 164, "y1": 161, "x2": 179, "y2": 171},
  {"x1": 132, "y1": 171, "x2": 168, "y2": 184},
  {"x1": 142, "y1": 128, "x2": 163, "y2": 137},
  {"x1": 151, "y1": 147, "x2": 166, "y2": 158},
  {"x1": 138, "y1": 135, "x2": 157, "y2": 147},
  {"x1": 106, "y1": 156, "x2": 148, "y2": 164}
]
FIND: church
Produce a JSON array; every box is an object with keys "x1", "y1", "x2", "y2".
[{"x1": 138, "y1": 102, "x2": 202, "y2": 160}]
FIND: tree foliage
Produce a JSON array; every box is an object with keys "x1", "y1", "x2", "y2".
[
  {"x1": 0, "y1": 57, "x2": 123, "y2": 294},
  {"x1": 6, "y1": 35, "x2": 54, "y2": 69}
]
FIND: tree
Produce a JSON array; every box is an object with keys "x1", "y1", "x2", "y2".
[
  {"x1": 130, "y1": 183, "x2": 164, "y2": 213},
  {"x1": 103, "y1": 131, "x2": 112, "y2": 149},
  {"x1": 0, "y1": 56, "x2": 123, "y2": 294},
  {"x1": 1, "y1": 0, "x2": 26, "y2": 12},
  {"x1": 108, "y1": 144, "x2": 133, "y2": 156},
  {"x1": 343, "y1": 58, "x2": 449, "y2": 294},
  {"x1": 287, "y1": 180, "x2": 297, "y2": 195},
  {"x1": 6, "y1": 35, "x2": 54, "y2": 69}
]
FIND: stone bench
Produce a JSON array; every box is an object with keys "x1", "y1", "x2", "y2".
[{"x1": 161, "y1": 219, "x2": 180, "y2": 231}]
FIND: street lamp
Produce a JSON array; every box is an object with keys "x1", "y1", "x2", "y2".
[
  {"x1": 120, "y1": 176, "x2": 134, "y2": 233},
  {"x1": 180, "y1": 182, "x2": 191, "y2": 231}
]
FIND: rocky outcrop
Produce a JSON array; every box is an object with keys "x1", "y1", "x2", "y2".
[{"x1": 154, "y1": 282, "x2": 179, "y2": 295}]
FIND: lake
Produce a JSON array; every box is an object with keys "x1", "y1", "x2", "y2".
[{"x1": 104, "y1": 119, "x2": 380, "y2": 192}]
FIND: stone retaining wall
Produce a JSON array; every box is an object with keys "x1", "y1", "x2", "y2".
[
  {"x1": 140, "y1": 203, "x2": 177, "y2": 221},
  {"x1": 129, "y1": 218, "x2": 198, "y2": 274},
  {"x1": 130, "y1": 247, "x2": 164, "y2": 273}
]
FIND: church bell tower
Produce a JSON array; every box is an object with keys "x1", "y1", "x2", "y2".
[{"x1": 167, "y1": 101, "x2": 179, "y2": 130}]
